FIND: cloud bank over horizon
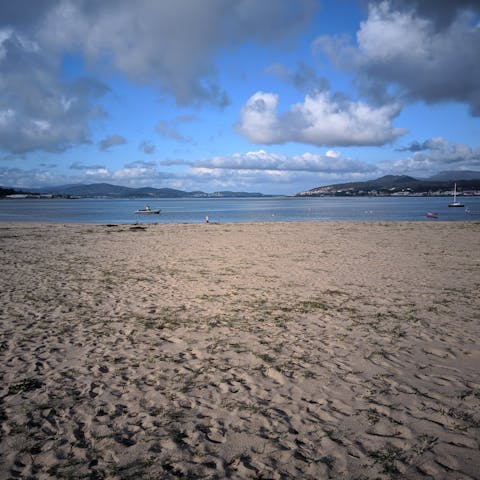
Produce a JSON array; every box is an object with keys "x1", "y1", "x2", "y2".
[{"x1": 3, "y1": 137, "x2": 479, "y2": 193}]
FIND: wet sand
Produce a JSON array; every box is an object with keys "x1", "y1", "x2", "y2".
[{"x1": 1, "y1": 221, "x2": 479, "y2": 479}]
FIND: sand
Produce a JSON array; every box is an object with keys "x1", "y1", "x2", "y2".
[{"x1": 0, "y1": 221, "x2": 479, "y2": 479}]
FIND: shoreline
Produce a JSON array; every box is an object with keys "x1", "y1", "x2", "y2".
[
  {"x1": 1, "y1": 221, "x2": 479, "y2": 479},
  {"x1": 0, "y1": 217, "x2": 479, "y2": 227}
]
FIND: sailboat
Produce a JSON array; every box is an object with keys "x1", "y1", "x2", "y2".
[{"x1": 448, "y1": 183, "x2": 464, "y2": 207}]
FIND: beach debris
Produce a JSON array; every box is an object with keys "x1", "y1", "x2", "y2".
[{"x1": 129, "y1": 225, "x2": 147, "y2": 231}]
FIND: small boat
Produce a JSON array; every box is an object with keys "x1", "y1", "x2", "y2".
[
  {"x1": 448, "y1": 183, "x2": 464, "y2": 207},
  {"x1": 135, "y1": 206, "x2": 161, "y2": 214},
  {"x1": 426, "y1": 212, "x2": 438, "y2": 219}
]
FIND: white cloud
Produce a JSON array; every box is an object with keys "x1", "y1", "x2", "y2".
[
  {"x1": 0, "y1": 29, "x2": 108, "y2": 154},
  {"x1": 316, "y1": 1, "x2": 480, "y2": 114},
  {"x1": 189, "y1": 148, "x2": 381, "y2": 192},
  {"x1": 236, "y1": 92, "x2": 283, "y2": 144},
  {"x1": 357, "y1": 3, "x2": 431, "y2": 62},
  {"x1": 390, "y1": 137, "x2": 480, "y2": 175},
  {"x1": 189, "y1": 165, "x2": 379, "y2": 194},
  {"x1": 0, "y1": 0, "x2": 316, "y2": 155},
  {"x1": 84, "y1": 167, "x2": 110, "y2": 177},
  {"x1": 195, "y1": 149, "x2": 377, "y2": 174},
  {"x1": 236, "y1": 91, "x2": 405, "y2": 146},
  {"x1": 40, "y1": 0, "x2": 316, "y2": 107}
]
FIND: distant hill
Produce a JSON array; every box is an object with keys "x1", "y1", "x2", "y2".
[
  {"x1": 318, "y1": 175, "x2": 418, "y2": 191},
  {"x1": 298, "y1": 172, "x2": 480, "y2": 196},
  {"x1": 0, "y1": 187, "x2": 21, "y2": 197},
  {"x1": 9, "y1": 183, "x2": 268, "y2": 198},
  {"x1": 32, "y1": 183, "x2": 192, "y2": 198},
  {"x1": 210, "y1": 191, "x2": 264, "y2": 198}
]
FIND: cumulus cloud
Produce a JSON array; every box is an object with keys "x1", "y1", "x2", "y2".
[
  {"x1": 368, "y1": 0, "x2": 480, "y2": 30},
  {"x1": 111, "y1": 165, "x2": 175, "y2": 187},
  {"x1": 317, "y1": 1, "x2": 480, "y2": 114},
  {"x1": 0, "y1": 0, "x2": 316, "y2": 155},
  {"x1": 195, "y1": 149, "x2": 377, "y2": 174},
  {"x1": 99, "y1": 134, "x2": 127, "y2": 151},
  {"x1": 396, "y1": 137, "x2": 449, "y2": 152},
  {"x1": 391, "y1": 137, "x2": 480, "y2": 175},
  {"x1": 0, "y1": 30, "x2": 108, "y2": 154},
  {"x1": 38, "y1": 0, "x2": 316, "y2": 106},
  {"x1": 236, "y1": 91, "x2": 405, "y2": 146}
]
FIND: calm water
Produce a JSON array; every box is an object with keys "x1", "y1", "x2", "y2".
[{"x1": 0, "y1": 196, "x2": 479, "y2": 224}]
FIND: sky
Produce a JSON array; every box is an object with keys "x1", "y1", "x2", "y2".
[{"x1": 1, "y1": 0, "x2": 480, "y2": 195}]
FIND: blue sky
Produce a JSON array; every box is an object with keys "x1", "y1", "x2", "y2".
[{"x1": 1, "y1": 0, "x2": 479, "y2": 194}]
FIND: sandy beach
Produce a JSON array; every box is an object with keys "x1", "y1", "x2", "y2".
[{"x1": 1, "y1": 221, "x2": 479, "y2": 479}]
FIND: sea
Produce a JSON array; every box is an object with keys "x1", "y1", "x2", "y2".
[{"x1": 1, "y1": 196, "x2": 479, "y2": 224}]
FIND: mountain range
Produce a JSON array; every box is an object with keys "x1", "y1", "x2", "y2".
[
  {"x1": 0, "y1": 183, "x2": 266, "y2": 198},
  {"x1": 297, "y1": 171, "x2": 480, "y2": 196},
  {"x1": 1, "y1": 170, "x2": 480, "y2": 198}
]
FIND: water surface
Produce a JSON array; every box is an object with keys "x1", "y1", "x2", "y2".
[{"x1": 1, "y1": 196, "x2": 478, "y2": 224}]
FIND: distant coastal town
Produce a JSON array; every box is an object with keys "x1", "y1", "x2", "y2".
[
  {"x1": 296, "y1": 174, "x2": 480, "y2": 197},
  {"x1": 296, "y1": 186, "x2": 480, "y2": 197}
]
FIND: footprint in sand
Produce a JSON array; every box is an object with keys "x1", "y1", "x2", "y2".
[
  {"x1": 89, "y1": 382, "x2": 103, "y2": 398},
  {"x1": 218, "y1": 382, "x2": 230, "y2": 394},
  {"x1": 422, "y1": 346, "x2": 456, "y2": 359},
  {"x1": 265, "y1": 367, "x2": 285, "y2": 384},
  {"x1": 206, "y1": 427, "x2": 226, "y2": 444},
  {"x1": 114, "y1": 433, "x2": 136, "y2": 447}
]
